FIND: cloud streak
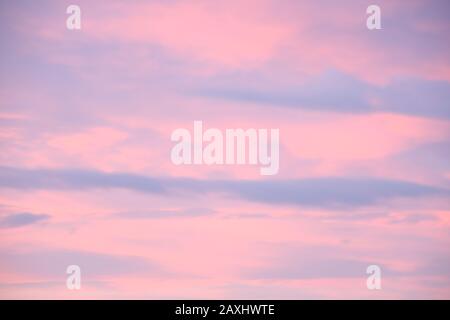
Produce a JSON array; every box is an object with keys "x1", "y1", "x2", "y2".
[
  {"x1": 196, "y1": 70, "x2": 450, "y2": 118},
  {"x1": 0, "y1": 166, "x2": 446, "y2": 208},
  {"x1": 0, "y1": 212, "x2": 50, "y2": 229},
  {"x1": 0, "y1": 248, "x2": 161, "y2": 278}
]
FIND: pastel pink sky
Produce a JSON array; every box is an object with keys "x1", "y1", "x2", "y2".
[{"x1": 0, "y1": 0, "x2": 449, "y2": 299}]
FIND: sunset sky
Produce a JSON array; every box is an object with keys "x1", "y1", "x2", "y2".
[{"x1": 0, "y1": 0, "x2": 449, "y2": 299}]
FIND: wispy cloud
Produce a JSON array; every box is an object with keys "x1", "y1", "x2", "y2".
[
  {"x1": 115, "y1": 208, "x2": 215, "y2": 219},
  {"x1": 0, "y1": 248, "x2": 161, "y2": 278},
  {"x1": 0, "y1": 212, "x2": 50, "y2": 228},
  {"x1": 196, "y1": 70, "x2": 450, "y2": 118},
  {"x1": 0, "y1": 166, "x2": 446, "y2": 208},
  {"x1": 0, "y1": 166, "x2": 165, "y2": 193}
]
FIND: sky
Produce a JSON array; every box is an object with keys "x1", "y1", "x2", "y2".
[{"x1": 0, "y1": 0, "x2": 449, "y2": 299}]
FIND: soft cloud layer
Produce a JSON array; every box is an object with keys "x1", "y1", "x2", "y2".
[
  {"x1": 0, "y1": 213, "x2": 50, "y2": 229},
  {"x1": 0, "y1": 0, "x2": 449, "y2": 299},
  {"x1": 198, "y1": 70, "x2": 450, "y2": 118},
  {"x1": 1, "y1": 166, "x2": 447, "y2": 208}
]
